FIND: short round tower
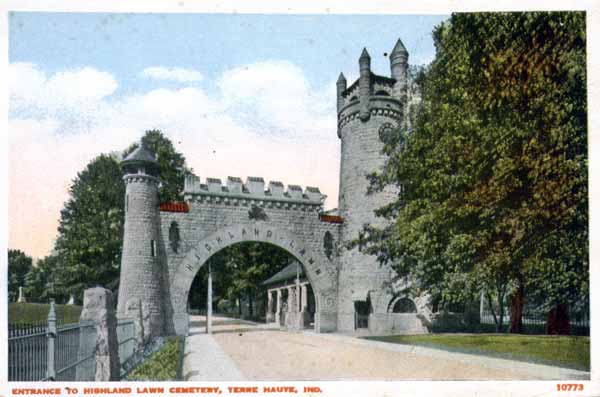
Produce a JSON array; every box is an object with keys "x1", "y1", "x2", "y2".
[
  {"x1": 117, "y1": 140, "x2": 163, "y2": 337},
  {"x1": 336, "y1": 40, "x2": 408, "y2": 332}
]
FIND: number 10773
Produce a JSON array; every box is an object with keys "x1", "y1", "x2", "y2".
[{"x1": 557, "y1": 384, "x2": 584, "y2": 392}]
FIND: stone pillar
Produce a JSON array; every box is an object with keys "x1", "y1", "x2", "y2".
[
  {"x1": 286, "y1": 287, "x2": 293, "y2": 312},
  {"x1": 298, "y1": 284, "x2": 310, "y2": 329},
  {"x1": 266, "y1": 290, "x2": 274, "y2": 323},
  {"x1": 286, "y1": 286, "x2": 300, "y2": 331},
  {"x1": 314, "y1": 293, "x2": 320, "y2": 332},
  {"x1": 207, "y1": 263, "x2": 213, "y2": 334},
  {"x1": 17, "y1": 286, "x2": 26, "y2": 303},
  {"x1": 275, "y1": 289, "x2": 282, "y2": 325},
  {"x1": 124, "y1": 298, "x2": 145, "y2": 353},
  {"x1": 79, "y1": 287, "x2": 120, "y2": 381},
  {"x1": 301, "y1": 284, "x2": 308, "y2": 311}
]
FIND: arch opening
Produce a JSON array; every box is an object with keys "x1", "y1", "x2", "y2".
[
  {"x1": 185, "y1": 241, "x2": 318, "y2": 333},
  {"x1": 167, "y1": 223, "x2": 334, "y2": 335},
  {"x1": 392, "y1": 297, "x2": 417, "y2": 313}
]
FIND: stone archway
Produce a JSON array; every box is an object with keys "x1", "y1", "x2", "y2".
[{"x1": 166, "y1": 223, "x2": 336, "y2": 335}]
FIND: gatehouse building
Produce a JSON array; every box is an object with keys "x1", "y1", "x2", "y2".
[{"x1": 116, "y1": 37, "x2": 432, "y2": 336}]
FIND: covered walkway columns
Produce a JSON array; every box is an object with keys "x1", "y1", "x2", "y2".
[{"x1": 265, "y1": 282, "x2": 313, "y2": 330}]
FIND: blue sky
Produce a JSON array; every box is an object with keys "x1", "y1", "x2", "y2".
[
  {"x1": 8, "y1": 12, "x2": 448, "y2": 258},
  {"x1": 9, "y1": 13, "x2": 446, "y2": 98}
]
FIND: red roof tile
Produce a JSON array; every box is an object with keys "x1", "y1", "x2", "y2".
[
  {"x1": 159, "y1": 202, "x2": 190, "y2": 213},
  {"x1": 319, "y1": 214, "x2": 343, "y2": 224}
]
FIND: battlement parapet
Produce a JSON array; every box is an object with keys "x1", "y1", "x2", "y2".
[
  {"x1": 122, "y1": 173, "x2": 160, "y2": 185},
  {"x1": 337, "y1": 96, "x2": 403, "y2": 135},
  {"x1": 184, "y1": 174, "x2": 326, "y2": 207}
]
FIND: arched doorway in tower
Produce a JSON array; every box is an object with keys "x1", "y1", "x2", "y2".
[{"x1": 187, "y1": 241, "x2": 317, "y2": 333}]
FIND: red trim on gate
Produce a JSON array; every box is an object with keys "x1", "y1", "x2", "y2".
[
  {"x1": 319, "y1": 214, "x2": 343, "y2": 224},
  {"x1": 159, "y1": 202, "x2": 190, "y2": 213}
]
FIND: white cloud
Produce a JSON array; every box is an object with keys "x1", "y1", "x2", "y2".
[
  {"x1": 141, "y1": 66, "x2": 204, "y2": 83},
  {"x1": 218, "y1": 61, "x2": 335, "y2": 137},
  {"x1": 9, "y1": 60, "x2": 341, "y2": 258},
  {"x1": 10, "y1": 63, "x2": 118, "y2": 115}
]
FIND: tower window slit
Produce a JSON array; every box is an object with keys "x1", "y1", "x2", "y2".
[{"x1": 151, "y1": 239, "x2": 156, "y2": 257}]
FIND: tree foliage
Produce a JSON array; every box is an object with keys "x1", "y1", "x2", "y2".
[
  {"x1": 24, "y1": 255, "x2": 68, "y2": 304},
  {"x1": 8, "y1": 249, "x2": 33, "y2": 302},
  {"x1": 54, "y1": 154, "x2": 125, "y2": 302},
  {"x1": 189, "y1": 242, "x2": 294, "y2": 318},
  {"x1": 365, "y1": 12, "x2": 587, "y2": 332}
]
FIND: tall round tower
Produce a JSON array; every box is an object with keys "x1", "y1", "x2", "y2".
[
  {"x1": 117, "y1": 141, "x2": 164, "y2": 337},
  {"x1": 336, "y1": 39, "x2": 408, "y2": 332}
]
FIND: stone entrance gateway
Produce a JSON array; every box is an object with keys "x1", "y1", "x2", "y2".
[
  {"x1": 169, "y1": 222, "x2": 339, "y2": 335},
  {"x1": 116, "y1": 36, "x2": 433, "y2": 337}
]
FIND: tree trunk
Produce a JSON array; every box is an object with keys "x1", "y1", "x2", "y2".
[
  {"x1": 509, "y1": 282, "x2": 524, "y2": 333},
  {"x1": 248, "y1": 294, "x2": 254, "y2": 317},
  {"x1": 547, "y1": 303, "x2": 571, "y2": 335},
  {"x1": 237, "y1": 297, "x2": 242, "y2": 318}
]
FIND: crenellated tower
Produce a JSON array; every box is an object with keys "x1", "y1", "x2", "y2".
[
  {"x1": 117, "y1": 141, "x2": 164, "y2": 337},
  {"x1": 336, "y1": 39, "x2": 409, "y2": 332}
]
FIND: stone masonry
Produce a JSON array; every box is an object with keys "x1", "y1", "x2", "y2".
[{"x1": 116, "y1": 37, "x2": 429, "y2": 337}]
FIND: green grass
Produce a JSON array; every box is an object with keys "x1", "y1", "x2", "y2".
[
  {"x1": 8, "y1": 302, "x2": 82, "y2": 325},
  {"x1": 365, "y1": 334, "x2": 590, "y2": 371},
  {"x1": 126, "y1": 337, "x2": 183, "y2": 381}
]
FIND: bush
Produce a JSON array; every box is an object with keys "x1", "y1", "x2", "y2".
[{"x1": 126, "y1": 337, "x2": 184, "y2": 381}]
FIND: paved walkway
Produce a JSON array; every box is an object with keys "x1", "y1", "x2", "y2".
[
  {"x1": 182, "y1": 316, "x2": 247, "y2": 381},
  {"x1": 183, "y1": 315, "x2": 589, "y2": 381}
]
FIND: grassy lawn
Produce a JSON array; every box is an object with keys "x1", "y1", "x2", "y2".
[
  {"x1": 8, "y1": 302, "x2": 82, "y2": 325},
  {"x1": 126, "y1": 337, "x2": 184, "y2": 381},
  {"x1": 366, "y1": 334, "x2": 590, "y2": 371}
]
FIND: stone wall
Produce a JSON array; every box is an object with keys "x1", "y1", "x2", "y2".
[{"x1": 368, "y1": 313, "x2": 428, "y2": 335}]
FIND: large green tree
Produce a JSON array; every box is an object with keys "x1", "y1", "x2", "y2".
[
  {"x1": 366, "y1": 12, "x2": 587, "y2": 333},
  {"x1": 54, "y1": 154, "x2": 125, "y2": 302},
  {"x1": 8, "y1": 249, "x2": 33, "y2": 302}
]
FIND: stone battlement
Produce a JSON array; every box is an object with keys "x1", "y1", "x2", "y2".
[{"x1": 184, "y1": 174, "x2": 326, "y2": 205}]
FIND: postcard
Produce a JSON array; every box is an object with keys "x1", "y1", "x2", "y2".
[{"x1": 1, "y1": 1, "x2": 599, "y2": 396}]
